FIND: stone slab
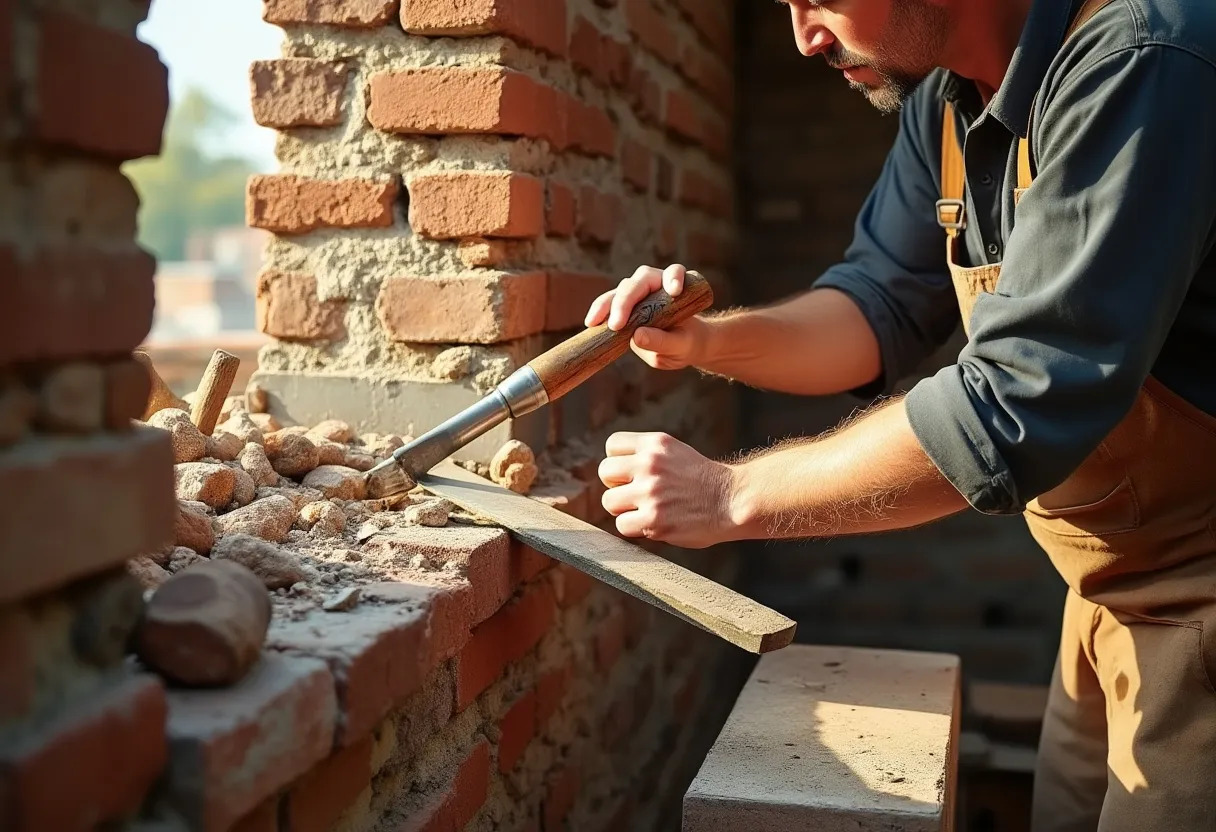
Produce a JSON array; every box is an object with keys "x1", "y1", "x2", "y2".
[
  {"x1": 249, "y1": 371, "x2": 549, "y2": 463},
  {"x1": 683, "y1": 644, "x2": 960, "y2": 832}
]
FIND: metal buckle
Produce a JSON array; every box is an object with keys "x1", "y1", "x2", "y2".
[{"x1": 935, "y1": 198, "x2": 966, "y2": 231}]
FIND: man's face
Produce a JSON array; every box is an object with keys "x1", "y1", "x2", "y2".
[{"x1": 782, "y1": 0, "x2": 950, "y2": 113}]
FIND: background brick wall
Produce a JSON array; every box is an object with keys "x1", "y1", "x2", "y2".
[
  {"x1": 0, "y1": 1, "x2": 175, "y2": 829},
  {"x1": 731, "y1": 5, "x2": 1066, "y2": 685}
]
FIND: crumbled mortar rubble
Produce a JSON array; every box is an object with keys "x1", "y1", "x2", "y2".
[{"x1": 136, "y1": 393, "x2": 547, "y2": 625}]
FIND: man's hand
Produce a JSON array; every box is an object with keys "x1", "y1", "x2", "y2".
[
  {"x1": 598, "y1": 431, "x2": 740, "y2": 548},
  {"x1": 584, "y1": 263, "x2": 711, "y2": 370}
]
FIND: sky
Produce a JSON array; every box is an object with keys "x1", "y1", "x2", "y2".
[{"x1": 138, "y1": 0, "x2": 283, "y2": 171}]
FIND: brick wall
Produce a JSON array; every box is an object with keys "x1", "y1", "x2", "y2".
[
  {"x1": 0, "y1": 1, "x2": 176, "y2": 829},
  {"x1": 219, "y1": 1, "x2": 749, "y2": 830},
  {"x1": 733, "y1": 5, "x2": 1065, "y2": 684}
]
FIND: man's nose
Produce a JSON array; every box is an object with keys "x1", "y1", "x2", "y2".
[{"x1": 791, "y1": 9, "x2": 835, "y2": 57}]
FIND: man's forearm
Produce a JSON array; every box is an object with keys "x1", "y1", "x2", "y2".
[
  {"x1": 726, "y1": 397, "x2": 968, "y2": 540},
  {"x1": 695, "y1": 288, "x2": 884, "y2": 396}
]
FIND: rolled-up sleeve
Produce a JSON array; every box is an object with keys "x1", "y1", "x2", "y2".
[
  {"x1": 813, "y1": 83, "x2": 960, "y2": 395},
  {"x1": 906, "y1": 46, "x2": 1216, "y2": 514}
]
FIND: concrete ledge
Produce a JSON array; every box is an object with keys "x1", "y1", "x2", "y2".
[
  {"x1": 250, "y1": 370, "x2": 548, "y2": 463},
  {"x1": 683, "y1": 644, "x2": 960, "y2": 832}
]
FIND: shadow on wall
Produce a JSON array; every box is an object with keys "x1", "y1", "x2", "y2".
[{"x1": 729, "y1": 4, "x2": 1066, "y2": 685}]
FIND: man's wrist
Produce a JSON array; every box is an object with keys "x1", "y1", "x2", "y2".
[{"x1": 721, "y1": 461, "x2": 762, "y2": 541}]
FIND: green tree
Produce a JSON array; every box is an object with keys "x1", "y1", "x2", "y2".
[{"x1": 124, "y1": 88, "x2": 258, "y2": 261}]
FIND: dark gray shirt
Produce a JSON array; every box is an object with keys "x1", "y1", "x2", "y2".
[{"x1": 814, "y1": 0, "x2": 1216, "y2": 514}]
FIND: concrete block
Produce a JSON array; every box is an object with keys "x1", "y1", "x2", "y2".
[
  {"x1": 683, "y1": 644, "x2": 960, "y2": 832},
  {"x1": 249, "y1": 371, "x2": 549, "y2": 463}
]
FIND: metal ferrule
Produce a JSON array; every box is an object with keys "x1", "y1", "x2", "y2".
[{"x1": 389, "y1": 366, "x2": 549, "y2": 478}]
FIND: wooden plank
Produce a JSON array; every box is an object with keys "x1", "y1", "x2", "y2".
[{"x1": 418, "y1": 460, "x2": 797, "y2": 654}]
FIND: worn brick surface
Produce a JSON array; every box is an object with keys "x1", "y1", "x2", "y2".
[
  {"x1": 570, "y1": 16, "x2": 609, "y2": 85},
  {"x1": 456, "y1": 580, "x2": 556, "y2": 709},
  {"x1": 247, "y1": 174, "x2": 398, "y2": 234},
  {"x1": 546, "y1": 181, "x2": 576, "y2": 237},
  {"x1": 545, "y1": 271, "x2": 614, "y2": 331},
  {"x1": 625, "y1": 0, "x2": 677, "y2": 63},
  {"x1": 257, "y1": 270, "x2": 347, "y2": 341},
  {"x1": 369, "y1": 68, "x2": 563, "y2": 147},
  {"x1": 0, "y1": 430, "x2": 173, "y2": 605},
  {"x1": 399, "y1": 741, "x2": 491, "y2": 832},
  {"x1": 0, "y1": 674, "x2": 166, "y2": 832},
  {"x1": 409, "y1": 171, "x2": 544, "y2": 240},
  {"x1": 0, "y1": 245, "x2": 155, "y2": 365},
  {"x1": 543, "y1": 764, "x2": 580, "y2": 832},
  {"x1": 665, "y1": 89, "x2": 702, "y2": 145},
  {"x1": 284, "y1": 736, "x2": 373, "y2": 832},
  {"x1": 401, "y1": 0, "x2": 567, "y2": 57},
  {"x1": 377, "y1": 272, "x2": 547, "y2": 343},
  {"x1": 34, "y1": 12, "x2": 168, "y2": 159},
  {"x1": 621, "y1": 138, "x2": 653, "y2": 192},
  {"x1": 165, "y1": 655, "x2": 336, "y2": 832},
  {"x1": 576, "y1": 187, "x2": 620, "y2": 246},
  {"x1": 250, "y1": 58, "x2": 350, "y2": 128},
  {"x1": 567, "y1": 100, "x2": 616, "y2": 158},
  {"x1": 264, "y1": 0, "x2": 399, "y2": 27},
  {"x1": 498, "y1": 690, "x2": 537, "y2": 773},
  {"x1": 269, "y1": 583, "x2": 434, "y2": 746}
]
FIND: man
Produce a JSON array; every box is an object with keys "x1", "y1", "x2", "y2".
[{"x1": 583, "y1": 0, "x2": 1216, "y2": 829}]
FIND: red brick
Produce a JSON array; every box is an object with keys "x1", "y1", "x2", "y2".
[
  {"x1": 285, "y1": 737, "x2": 373, "y2": 832},
  {"x1": 546, "y1": 181, "x2": 576, "y2": 237},
  {"x1": 251, "y1": 58, "x2": 350, "y2": 128},
  {"x1": 0, "y1": 674, "x2": 166, "y2": 832},
  {"x1": 409, "y1": 171, "x2": 544, "y2": 240},
  {"x1": 595, "y1": 608, "x2": 627, "y2": 674},
  {"x1": 679, "y1": 169, "x2": 731, "y2": 217},
  {"x1": 400, "y1": 741, "x2": 491, "y2": 832},
  {"x1": 264, "y1": 0, "x2": 399, "y2": 26},
  {"x1": 673, "y1": 0, "x2": 732, "y2": 56},
  {"x1": 456, "y1": 580, "x2": 556, "y2": 709},
  {"x1": 625, "y1": 0, "x2": 677, "y2": 64},
  {"x1": 567, "y1": 99, "x2": 616, "y2": 157},
  {"x1": 702, "y1": 110, "x2": 730, "y2": 159},
  {"x1": 554, "y1": 563, "x2": 595, "y2": 609},
  {"x1": 687, "y1": 230, "x2": 728, "y2": 268},
  {"x1": 0, "y1": 430, "x2": 173, "y2": 605},
  {"x1": 247, "y1": 174, "x2": 398, "y2": 234},
  {"x1": 545, "y1": 271, "x2": 614, "y2": 331},
  {"x1": 257, "y1": 270, "x2": 346, "y2": 341},
  {"x1": 665, "y1": 88, "x2": 702, "y2": 144},
  {"x1": 230, "y1": 798, "x2": 279, "y2": 832},
  {"x1": 570, "y1": 17, "x2": 609, "y2": 86},
  {"x1": 368, "y1": 68, "x2": 564, "y2": 147},
  {"x1": 269, "y1": 583, "x2": 435, "y2": 745},
  {"x1": 543, "y1": 765, "x2": 580, "y2": 832},
  {"x1": 402, "y1": 0, "x2": 567, "y2": 57},
  {"x1": 165, "y1": 656, "x2": 335, "y2": 832},
  {"x1": 627, "y1": 67, "x2": 661, "y2": 124},
  {"x1": 621, "y1": 138, "x2": 652, "y2": 192},
  {"x1": 498, "y1": 690, "x2": 537, "y2": 773},
  {"x1": 377, "y1": 272, "x2": 547, "y2": 343},
  {"x1": 510, "y1": 542, "x2": 555, "y2": 586},
  {"x1": 0, "y1": 244, "x2": 155, "y2": 365},
  {"x1": 536, "y1": 665, "x2": 570, "y2": 726},
  {"x1": 680, "y1": 44, "x2": 733, "y2": 115},
  {"x1": 605, "y1": 37, "x2": 632, "y2": 88},
  {"x1": 34, "y1": 12, "x2": 168, "y2": 159},
  {"x1": 655, "y1": 155, "x2": 674, "y2": 201},
  {"x1": 576, "y1": 187, "x2": 620, "y2": 246},
  {"x1": 0, "y1": 607, "x2": 33, "y2": 722},
  {"x1": 657, "y1": 220, "x2": 678, "y2": 260}
]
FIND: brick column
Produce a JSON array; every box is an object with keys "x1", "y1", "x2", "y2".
[
  {"x1": 248, "y1": 0, "x2": 736, "y2": 463},
  {"x1": 0, "y1": 2, "x2": 175, "y2": 830}
]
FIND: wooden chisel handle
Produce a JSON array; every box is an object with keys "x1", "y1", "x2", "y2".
[{"x1": 528, "y1": 270, "x2": 714, "y2": 402}]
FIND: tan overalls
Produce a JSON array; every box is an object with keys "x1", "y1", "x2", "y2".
[{"x1": 939, "y1": 1, "x2": 1216, "y2": 828}]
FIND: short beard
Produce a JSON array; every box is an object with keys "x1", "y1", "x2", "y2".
[{"x1": 831, "y1": 0, "x2": 949, "y2": 114}]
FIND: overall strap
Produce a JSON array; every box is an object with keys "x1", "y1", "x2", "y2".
[{"x1": 940, "y1": 0, "x2": 1117, "y2": 231}]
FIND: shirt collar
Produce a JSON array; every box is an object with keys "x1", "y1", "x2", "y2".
[{"x1": 939, "y1": 0, "x2": 1080, "y2": 136}]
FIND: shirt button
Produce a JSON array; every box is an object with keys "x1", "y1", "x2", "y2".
[
  {"x1": 980, "y1": 173, "x2": 994, "y2": 186},
  {"x1": 987, "y1": 242, "x2": 1001, "y2": 256}
]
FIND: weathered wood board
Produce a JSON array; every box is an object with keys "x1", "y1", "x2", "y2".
[{"x1": 419, "y1": 460, "x2": 797, "y2": 654}]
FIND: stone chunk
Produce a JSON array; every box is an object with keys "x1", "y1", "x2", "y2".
[
  {"x1": 314, "y1": 437, "x2": 347, "y2": 465},
  {"x1": 175, "y1": 500, "x2": 216, "y2": 555},
  {"x1": 169, "y1": 547, "x2": 206, "y2": 573},
  {"x1": 265, "y1": 432, "x2": 320, "y2": 478},
  {"x1": 302, "y1": 465, "x2": 366, "y2": 500},
  {"x1": 238, "y1": 442, "x2": 279, "y2": 487},
  {"x1": 344, "y1": 449, "x2": 375, "y2": 471},
  {"x1": 36, "y1": 362, "x2": 105, "y2": 433},
  {"x1": 683, "y1": 645, "x2": 960, "y2": 832},
  {"x1": 490, "y1": 439, "x2": 537, "y2": 494},
  {"x1": 206, "y1": 430, "x2": 243, "y2": 461},
  {"x1": 149, "y1": 408, "x2": 208, "y2": 463},
  {"x1": 216, "y1": 495, "x2": 296, "y2": 542},
  {"x1": 175, "y1": 463, "x2": 237, "y2": 509},
  {"x1": 230, "y1": 466, "x2": 257, "y2": 507},
  {"x1": 220, "y1": 411, "x2": 264, "y2": 446},
  {"x1": 250, "y1": 412, "x2": 283, "y2": 433},
  {"x1": 401, "y1": 497, "x2": 452, "y2": 527},
  {"x1": 310, "y1": 419, "x2": 354, "y2": 443},
  {"x1": 128, "y1": 555, "x2": 171, "y2": 589},
  {"x1": 296, "y1": 501, "x2": 345, "y2": 536},
  {"x1": 212, "y1": 533, "x2": 308, "y2": 589}
]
